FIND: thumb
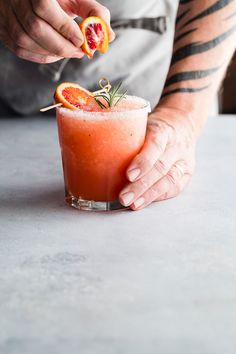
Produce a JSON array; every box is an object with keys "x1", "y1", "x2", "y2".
[{"x1": 70, "y1": 0, "x2": 115, "y2": 41}]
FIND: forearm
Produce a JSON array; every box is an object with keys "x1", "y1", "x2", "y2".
[{"x1": 157, "y1": 0, "x2": 236, "y2": 135}]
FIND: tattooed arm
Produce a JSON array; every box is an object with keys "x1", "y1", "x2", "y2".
[
  {"x1": 160, "y1": 0, "x2": 236, "y2": 134},
  {"x1": 119, "y1": 0, "x2": 236, "y2": 210}
]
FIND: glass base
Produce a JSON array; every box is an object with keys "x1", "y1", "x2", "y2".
[{"x1": 66, "y1": 195, "x2": 127, "y2": 211}]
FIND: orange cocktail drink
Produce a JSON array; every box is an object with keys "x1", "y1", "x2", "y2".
[{"x1": 56, "y1": 96, "x2": 150, "y2": 211}]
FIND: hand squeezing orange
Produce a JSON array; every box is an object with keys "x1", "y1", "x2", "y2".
[
  {"x1": 79, "y1": 16, "x2": 109, "y2": 58},
  {"x1": 40, "y1": 17, "x2": 111, "y2": 113},
  {"x1": 53, "y1": 18, "x2": 109, "y2": 108}
]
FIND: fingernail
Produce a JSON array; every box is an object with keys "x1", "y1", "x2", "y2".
[
  {"x1": 133, "y1": 197, "x2": 145, "y2": 209},
  {"x1": 127, "y1": 168, "x2": 141, "y2": 182},
  {"x1": 120, "y1": 192, "x2": 135, "y2": 206}
]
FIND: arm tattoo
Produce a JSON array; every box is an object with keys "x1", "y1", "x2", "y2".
[
  {"x1": 174, "y1": 28, "x2": 197, "y2": 43},
  {"x1": 165, "y1": 67, "x2": 220, "y2": 86},
  {"x1": 179, "y1": 0, "x2": 194, "y2": 4},
  {"x1": 181, "y1": 0, "x2": 235, "y2": 28},
  {"x1": 162, "y1": 86, "x2": 210, "y2": 98},
  {"x1": 176, "y1": 9, "x2": 190, "y2": 25},
  {"x1": 171, "y1": 25, "x2": 236, "y2": 65},
  {"x1": 161, "y1": 0, "x2": 236, "y2": 100}
]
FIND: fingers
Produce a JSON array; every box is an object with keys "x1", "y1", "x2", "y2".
[
  {"x1": 130, "y1": 161, "x2": 192, "y2": 211},
  {"x1": 119, "y1": 109, "x2": 197, "y2": 211},
  {"x1": 7, "y1": 7, "x2": 63, "y2": 61},
  {"x1": 119, "y1": 147, "x2": 178, "y2": 207},
  {"x1": 31, "y1": 0, "x2": 84, "y2": 48},
  {"x1": 126, "y1": 121, "x2": 171, "y2": 183},
  {"x1": 69, "y1": 0, "x2": 116, "y2": 41},
  {"x1": 1, "y1": 0, "x2": 114, "y2": 62},
  {"x1": 155, "y1": 174, "x2": 191, "y2": 202},
  {"x1": 11, "y1": 47, "x2": 62, "y2": 63},
  {"x1": 13, "y1": 0, "x2": 84, "y2": 58},
  {"x1": 4, "y1": 33, "x2": 62, "y2": 63}
]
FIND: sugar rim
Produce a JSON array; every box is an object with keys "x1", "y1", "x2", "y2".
[{"x1": 56, "y1": 95, "x2": 151, "y2": 119}]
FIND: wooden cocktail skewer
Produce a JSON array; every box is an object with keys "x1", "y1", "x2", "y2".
[
  {"x1": 93, "y1": 77, "x2": 111, "y2": 95},
  {"x1": 40, "y1": 102, "x2": 62, "y2": 112},
  {"x1": 40, "y1": 77, "x2": 111, "y2": 112}
]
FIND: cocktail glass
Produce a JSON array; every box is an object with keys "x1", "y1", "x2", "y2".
[{"x1": 56, "y1": 96, "x2": 150, "y2": 211}]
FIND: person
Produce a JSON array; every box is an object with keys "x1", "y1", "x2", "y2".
[{"x1": 0, "y1": 0, "x2": 235, "y2": 210}]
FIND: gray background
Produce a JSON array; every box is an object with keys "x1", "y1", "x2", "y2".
[{"x1": 0, "y1": 115, "x2": 236, "y2": 354}]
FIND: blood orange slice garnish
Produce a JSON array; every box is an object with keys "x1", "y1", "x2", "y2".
[
  {"x1": 79, "y1": 16, "x2": 109, "y2": 58},
  {"x1": 54, "y1": 82, "x2": 94, "y2": 110}
]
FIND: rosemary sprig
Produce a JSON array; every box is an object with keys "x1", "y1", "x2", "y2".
[
  {"x1": 94, "y1": 98, "x2": 107, "y2": 109},
  {"x1": 93, "y1": 80, "x2": 128, "y2": 109},
  {"x1": 114, "y1": 90, "x2": 128, "y2": 106}
]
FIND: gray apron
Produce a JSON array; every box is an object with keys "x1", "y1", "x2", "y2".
[{"x1": 0, "y1": 1, "x2": 179, "y2": 116}]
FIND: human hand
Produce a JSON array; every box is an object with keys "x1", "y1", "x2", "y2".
[
  {"x1": 119, "y1": 107, "x2": 197, "y2": 210},
  {"x1": 0, "y1": 0, "x2": 115, "y2": 63}
]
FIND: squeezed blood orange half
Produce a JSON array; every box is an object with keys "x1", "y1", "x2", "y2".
[{"x1": 79, "y1": 16, "x2": 109, "y2": 58}]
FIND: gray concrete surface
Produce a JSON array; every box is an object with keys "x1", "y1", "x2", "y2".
[{"x1": 0, "y1": 115, "x2": 236, "y2": 354}]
